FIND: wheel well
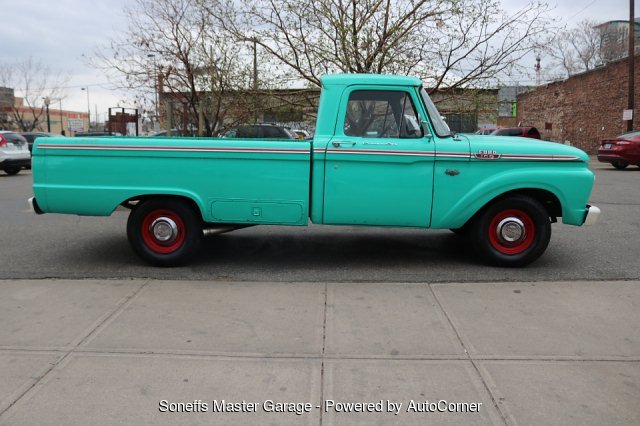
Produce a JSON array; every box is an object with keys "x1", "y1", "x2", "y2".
[
  {"x1": 464, "y1": 188, "x2": 562, "y2": 227},
  {"x1": 492, "y1": 189, "x2": 562, "y2": 221},
  {"x1": 121, "y1": 195, "x2": 203, "y2": 220}
]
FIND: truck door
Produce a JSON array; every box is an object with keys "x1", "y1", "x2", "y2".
[{"x1": 322, "y1": 87, "x2": 435, "y2": 227}]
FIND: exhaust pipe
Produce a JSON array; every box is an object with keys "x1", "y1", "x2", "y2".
[{"x1": 202, "y1": 225, "x2": 253, "y2": 237}]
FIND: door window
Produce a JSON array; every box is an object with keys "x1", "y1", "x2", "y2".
[{"x1": 343, "y1": 90, "x2": 422, "y2": 139}]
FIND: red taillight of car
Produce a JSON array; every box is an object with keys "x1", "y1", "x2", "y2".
[{"x1": 0, "y1": 134, "x2": 6, "y2": 147}]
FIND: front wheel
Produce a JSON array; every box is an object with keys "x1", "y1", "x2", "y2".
[
  {"x1": 127, "y1": 199, "x2": 202, "y2": 266},
  {"x1": 471, "y1": 196, "x2": 551, "y2": 267}
]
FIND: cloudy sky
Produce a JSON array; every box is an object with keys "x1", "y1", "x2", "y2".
[{"x1": 0, "y1": 0, "x2": 634, "y2": 121}]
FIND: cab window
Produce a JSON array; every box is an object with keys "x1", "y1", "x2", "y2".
[{"x1": 344, "y1": 90, "x2": 422, "y2": 139}]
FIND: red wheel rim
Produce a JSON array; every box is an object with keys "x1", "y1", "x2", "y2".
[
  {"x1": 141, "y1": 209, "x2": 186, "y2": 254},
  {"x1": 488, "y1": 209, "x2": 535, "y2": 255}
]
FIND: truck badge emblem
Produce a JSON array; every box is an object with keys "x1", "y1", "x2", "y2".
[{"x1": 475, "y1": 150, "x2": 501, "y2": 159}]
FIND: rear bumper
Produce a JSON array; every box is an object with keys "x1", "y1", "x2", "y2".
[
  {"x1": 28, "y1": 197, "x2": 44, "y2": 214},
  {"x1": 0, "y1": 158, "x2": 31, "y2": 168},
  {"x1": 583, "y1": 204, "x2": 600, "y2": 226},
  {"x1": 597, "y1": 153, "x2": 638, "y2": 164}
]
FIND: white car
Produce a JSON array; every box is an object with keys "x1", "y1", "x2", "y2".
[{"x1": 0, "y1": 131, "x2": 31, "y2": 175}]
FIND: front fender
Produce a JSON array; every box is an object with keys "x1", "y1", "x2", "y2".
[{"x1": 430, "y1": 164, "x2": 594, "y2": 229}]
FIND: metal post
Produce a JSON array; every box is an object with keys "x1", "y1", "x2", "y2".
[
  {"x1": 628, "y1": 0, "x2": 635, "y2": 132},
  {"x1": 147, "y1": 54, "x2": 158, "y2": 121}
]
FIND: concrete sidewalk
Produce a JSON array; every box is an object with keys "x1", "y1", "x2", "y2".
[{"x1": 0, "y1": 279, "x2": 638, "y2": 425}]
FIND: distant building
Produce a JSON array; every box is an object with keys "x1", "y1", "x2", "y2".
[
  {"x1": 0, "y1": 87, "x2": 15, "y2": 130},
  {"x1": 596, "y1": 18, "x2": 640, "y2": 63},
  {"x1": 0, "y1": 90, "x2": 88, "y2": 134}
]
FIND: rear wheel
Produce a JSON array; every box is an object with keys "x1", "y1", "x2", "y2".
[
  {"x1": 612, "y1": 161, "x2": 628, "y2": 170},
  {"x1": 471, "y1": 195, "x2": 551, "y2": 267},
  {"x1": 127, "y1": 199, "x2": 202, "y2": 266}
]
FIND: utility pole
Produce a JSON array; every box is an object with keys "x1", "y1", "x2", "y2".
[
  {"x1": 253, "y1": 38, "x2": 258, "y2": 124},
  {"x1": 81, "y1": 87, "x2": 91, "y2": 131},
  {"x1": 534, "y1": 51, "x2": 542, "y2": 86},
  {"x1": 628, "y1": 0, "x2": 635, "y2": 132}
]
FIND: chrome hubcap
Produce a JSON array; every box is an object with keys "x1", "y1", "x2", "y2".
[
  {"x1": 150, "y1": 217, "x2": 178, "y2": 243},
  {"x1": 497, "y1": 217, "x2": 525, "y2": 243}
]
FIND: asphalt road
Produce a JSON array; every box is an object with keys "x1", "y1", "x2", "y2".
[{"x1": 1, "y1": 159, "x2": 639, "y2": 282}]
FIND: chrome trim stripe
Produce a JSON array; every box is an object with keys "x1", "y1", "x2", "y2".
[
  {"x1": 327, "y1": 149, "x2": 436, "y2": 156},
  {"x1": 500, "y1": 154, "x2": 580, "y2": 161},
  {"x1": 37, "y1": 144, "x2": 309, "y2": 155},
  {"x1": 38, "y1": 144, "x2": 581, "y2": 161}
]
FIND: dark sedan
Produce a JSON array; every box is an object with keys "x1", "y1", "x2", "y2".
[
  {"x1": 20, "y1": 131, "x2": 56, "y2": 152},
  {"x1": 597, "y1": 130, "x2": 640, "y2": 169}
]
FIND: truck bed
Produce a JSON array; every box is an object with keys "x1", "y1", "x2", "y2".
[{"x1": 33, "y1": 136, "x2": 312, "y2": 225}]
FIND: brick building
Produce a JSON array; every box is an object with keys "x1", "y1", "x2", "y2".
[
  {"x1": 516, "y1": 54, "x2": 639, "y2": 154},
  {"x1": 0, "y1": 87, "x2": 89, "y2": 134}
]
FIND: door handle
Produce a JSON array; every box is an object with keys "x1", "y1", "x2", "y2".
[{"x1": 332, "y1": 141, "x2": 356, "y2": 148}]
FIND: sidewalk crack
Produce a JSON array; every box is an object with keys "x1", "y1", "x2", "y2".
[
  {"x1": 0, "y1": 279, "x2": 150, "y2": 419},
  {"x1": 428, "y1": 283, "x2": 508, "y2": 426},
  {"x1": 319, "y1": 282, "x2": 328, "y2": 426}
]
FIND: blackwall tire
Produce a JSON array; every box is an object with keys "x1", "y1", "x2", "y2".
[
  {"x1": 471, "y1": 195, "x2": 551, "y2": 267},
  {"x1": 612, "y1": 161, "x2": 628, "y2": 170},
  {"x1": 127, "y1": 199, "x2": 202, "y2": 266},
  {"x1": 3, "y1": 167, "x2": 21, "y2": 175}
]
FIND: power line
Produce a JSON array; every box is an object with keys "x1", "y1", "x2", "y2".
[{"x1": 572, "y1": 0, "x2": 598, "y2": 20}]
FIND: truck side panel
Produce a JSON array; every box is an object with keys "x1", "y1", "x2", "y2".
[{"x1": 33, "y1": 138, "x2": 311, "y2": 226}]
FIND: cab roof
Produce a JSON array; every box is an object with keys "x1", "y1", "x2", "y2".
[{"x1": 320, "y1": 74, "x2": 422, "y2": 88}]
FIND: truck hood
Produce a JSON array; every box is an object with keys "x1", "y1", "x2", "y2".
[{"x1": 459, "y1": 135, "x2": 590, "y2": 162}]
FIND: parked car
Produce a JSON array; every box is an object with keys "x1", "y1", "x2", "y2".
[
  {"x1": 75, "y1": 131, "x2": 122, "y2": 137},
  {"x1": 475, "y1": 127, "x2": 497, "y2": 135},
  {"x1": 0, "y1": 131, "x2": 31, "y2": 175},
  {"x1": 597, "y1": 130, "x2": 640, "y2": 169},
  {"x1": 290, "y1": 129, "x2": 311, "y2": 139},
  {"x1": 490, "y1": 127, "x2": 541, "y2": 139},
  {"x1": 221, "y1": 124, "x2": 297, "y2": 139},
  {"x1": 148, "y1": 129, "x2": 180, "y2": 137},
  {"x1": 20, "y1": 132, "x2": 57, "y2": 152}
]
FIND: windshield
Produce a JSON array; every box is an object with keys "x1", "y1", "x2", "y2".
[{"x1": 420, "y1": 88, "x2": 451, "y2": 137}]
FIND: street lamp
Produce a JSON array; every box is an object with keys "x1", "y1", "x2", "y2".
[
  {"x1": 147, "y1": 54, "x2": 159, "y2": 121},
  {"x1": 43, "y1": 97, "x2": 51, "y2": 132},
  {"x1": 59, "y1": 99, "x2": 64, "y2": 135},
  {"x1": 81, "y1": 87, "x2": 91, "y2": 131}
]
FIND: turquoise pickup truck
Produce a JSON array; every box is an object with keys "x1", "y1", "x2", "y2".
[{"x1": 30, "y1": 74, "x2": 599, "y2": 267}]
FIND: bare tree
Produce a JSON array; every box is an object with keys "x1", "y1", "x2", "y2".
[
  {"x1": 544, "y1": 19, "x2": 602, "y2": 79},
  {"x1": 0, "y1": 58, "x2": 68, "y2": 131},
  {"x1": 202, "y1": 0, "x2": 553, "y2": 93},
  {"x1": 91, "y1": 0, "x2": 254, "y2": 135}
]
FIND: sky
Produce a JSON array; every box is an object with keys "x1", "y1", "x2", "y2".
[{"x1": 0, "y1": 0, "x2": 634, "y2": 122}]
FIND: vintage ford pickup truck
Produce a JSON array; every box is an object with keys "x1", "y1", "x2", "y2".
[{"x1": 29, "y1": 74, "x2": 600, "y2": 267}]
